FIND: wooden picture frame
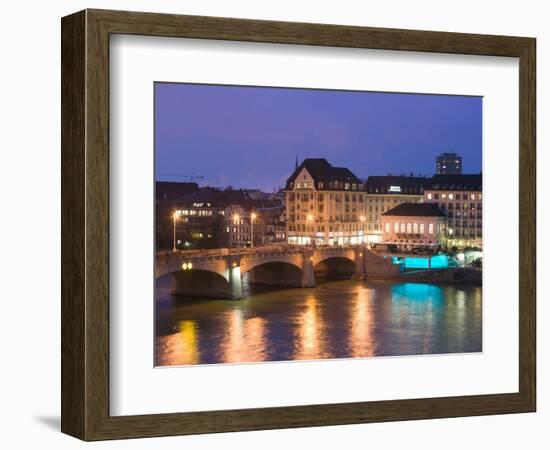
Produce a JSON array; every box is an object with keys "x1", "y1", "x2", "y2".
[{"x1": 61, "y1": 9, "x2": 536, "y2": 441}]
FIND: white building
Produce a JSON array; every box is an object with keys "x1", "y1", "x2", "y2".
[
  {"x1": 381, "y1": 203, "x2": 447, "y2": 251},
  {"x1": 284, "y1": 158, "x2": 367, "y2": 246}
]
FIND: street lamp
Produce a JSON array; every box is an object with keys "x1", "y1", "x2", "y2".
[
  {"x1": 172, "y1": 211, "x2": 180, "y2": 252},
  {"x1": 360, "y1": 215, "x2": 366, "y2": 244},
  {"x1": 306, "y1": 214, "x2": 313, "y2": 246},
  {"x1": 232, "y1": 214, "x2": 240, "y2": 248},
  {"x1": 250, "y1": 212, "x2": 257, "y2": 248}
]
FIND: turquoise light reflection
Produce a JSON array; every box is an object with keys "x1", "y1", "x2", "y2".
[{"x1": 391, "y1": 283, "x2": 443, "y2": 303}]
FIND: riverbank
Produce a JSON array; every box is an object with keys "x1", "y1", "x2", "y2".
[{"x1": 366, "y1": 267, "x2": 482, "y2": 285}]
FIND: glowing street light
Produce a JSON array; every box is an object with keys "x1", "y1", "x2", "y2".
[
  {"x1": 306, "y1": 214, "x2": 314, "y2": 246},
  {"x1": 250, "y1": 212, "x2": 257, "y2": 248},
  {"x1": 172, "y1": 211, "x2": 180, "y2": 252},
  {"x1": 359, "y1": 215, "x2": 366, "y2": 244}
]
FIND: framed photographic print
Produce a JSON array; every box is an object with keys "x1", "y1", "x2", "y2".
[{"x1": 61, "y1": 9, "x2": 536, "y2": 441}]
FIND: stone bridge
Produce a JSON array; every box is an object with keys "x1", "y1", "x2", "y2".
[{"x1": 156, "y1": 245, "x2": 398, "y2": 300}]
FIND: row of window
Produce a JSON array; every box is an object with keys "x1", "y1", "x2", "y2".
[
  {"x1": 176, "y1": 209, "x2": 216, "y2": 216},
  {"x1": 289, "y1": 214, "x2": 367, "y2": 223},
  {"x1": 288, "y1": 222, "x2": 365, "y2": 233},
  {"x1": 450, "y1": 230, "x2": 482, "y2": 238},
  {"x1": 384, "y1": 222, "x2": 438, "y2": 235},
  {"x1": 366, "y1": 196, "x2": 421, "y2": 203},
  {"x1": 292, "y1": 181, "x2": 363, "y2": 191},
  {"x1": 288, "y1": 192, "x2": 364, "y2": 202},
  {"x1": 427, "y1": 192, "x2": 482, "y2": 201},
  {"x1": 447, "y1": 212, "x2": 482, "y2": 219},
  {"x1": 447, "y1": 221, "x2": 483, "y2": 229},
  {"x1": 438, "y1": 202, "x2": 482, "y2": 210}
]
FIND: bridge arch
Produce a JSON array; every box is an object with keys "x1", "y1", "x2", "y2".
[
  {"x1": 242, "y1": 260, "x2": 305, "y2": 288},
  {"x1": 312, "y1": 249, "x2": 357, "y2": 267},
  {"x1": 240, "y1": 253, "x2": 304, "y2": 274},
  {"x1": 313, "y1": 256, "x2": 357, "y2": 279}
]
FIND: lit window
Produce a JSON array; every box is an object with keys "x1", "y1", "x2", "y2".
[
  {"x1": 427, "y1": 193, "x2": 432, "y2": 200},
  {"x1": 394, "y1": 222, "x2": 399, "y2": 233},
  {"x1": 385, "y1": 223, "x2": 390, "y2": 233},
  {"x1": 413, "y1": 223, "x2": 418, "y2": 234},
  {"x1": 449, "y1": 194, "x2": 454, "y2": 200},
  {"x1": 428, "y1": 223, "x2": 434, "y2": 234},
  {"x1": 420, "y1": 223, "x2": 425, "y2": 234},
  {"x1": 401, "y1": 223, "x2": 406, "y2": 233},
  {"x1": 406, "y1": 223, "x2": 412, "y2": 233}
]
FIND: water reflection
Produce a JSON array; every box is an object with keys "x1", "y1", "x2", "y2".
[
  {"x1": 220, "y1": 309, "x2": 267, "y2": 363},
  {"x1": 348, "y1": 287, "x2": 376, "y2": 357},
  {"x1": 294, "y1": 296, "x2": 329, "y2": 360},
  {"x1": 156, "y1": 320, "x2": 200, "y2": 366},
  {"x1": 155, "y1": 279, "x2": 482, "y2": 366}
]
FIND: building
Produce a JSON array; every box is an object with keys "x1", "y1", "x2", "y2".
[
  {"x1": 156, "y1": 182, "x2": 202, "y2": 249},
  {"x1": 423, "y1": 174, "x2": 482, "y2": 248},
  {"x1": 223, "y1": 204, "x2": 286, "y2": 248},
  {"x1": 224, "y1": 205, "x2": 253, "y2": 248},
  {"x1": 157, "y1": 183, "x2": 282, "y2": 250},
  {"x1": 257, "y1": 205, "x2": 286, "y2": 245},
  {"x1": 364, "y1": 176, "x2": 430, "y2": 244},
  {"x1": 156, "y1": 181, "x2": 200, "y2": 200},
  {"x1": 171, "y1": 188, "x2": 229, "y2": 249},
  {"x1": 381, "y1": 203, "x2": 447, "y2": 251},
  {"x1": 436, "y1": 152, "x2": 463, "y2": 174},
  {"x1": 285, "y1": 158, "x2": 367, "y2": 246}
]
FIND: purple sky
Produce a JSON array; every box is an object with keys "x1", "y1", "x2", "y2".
[{"x1": 155, "y1": 83, "x2": 482, "y2": 192}]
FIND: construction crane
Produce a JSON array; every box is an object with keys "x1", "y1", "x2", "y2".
[{"x1": 159, "y1": 173, "x2": 204, "y2": 182}]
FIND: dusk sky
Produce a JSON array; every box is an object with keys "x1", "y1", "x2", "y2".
[{"x1": 155, "y1": 82, "x2": 482, "y2": 192}]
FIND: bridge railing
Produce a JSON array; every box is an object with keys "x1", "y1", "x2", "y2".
[{"x1": 156, "y1": 244, "x2": 364, "y2": 264}]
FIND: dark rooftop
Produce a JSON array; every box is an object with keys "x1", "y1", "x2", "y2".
[
  {"x1": 429, "y1": 174, "x2": 482, "y2": 191},
  {"x1": 285, "y1": 158, "x2": 362, "y2": 190},
  {"x1": 156, "y1": 181, "x2": 199, "y2": 200},
  {"x1": 365, "y1": 175, "x2": 430, "y2": 194},
  {"x1": 162, "y1": 186, "x2": 281, "y2": 210},
  {"x1": 382, "y1": 203, "x2": 446, "y2": 217}
]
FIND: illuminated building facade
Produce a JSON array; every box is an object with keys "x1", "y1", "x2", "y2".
[
  {"x1": 436, "y1": 152, "x2": 463, "y2": 175},
  {"x1": 423, "y1": 174, "x2": 482, "y2": 248},
  {"x1": 158, "y1": 182, "x2": 282, "y2": 250},
  {"x1": 381, "y1": 203, "x2": 447, "y2": 251},
  {"x1": 364, "y1": 176, "x2": 429, "y2": 244},
  {"x1": 257, "y1": 205, "x2": 286, "y2": 245},
  {"x1": 224, "y1": 205, "x2": 253, "y2": 248},
  {"x1": 222, "y1": 204, "x2": 286, "y2": 248},
  {"x1": 285, "y1": 158, "x2": 367, "y2": 246}
]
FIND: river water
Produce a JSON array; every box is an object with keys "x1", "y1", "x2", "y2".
[{"x1": 155, "y1": 277, "x2": 482, "y2": 366}]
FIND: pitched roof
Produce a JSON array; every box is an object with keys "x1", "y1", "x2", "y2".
[
  {"x1": 429, "y1": 174, "x2": 482, "y2": 191},
  {"x1": 285, "y1": 158, "x2": 362, "y2": 189},
  {"x1": 382, "y1": 203, "x2": 446, "y2": 217}
]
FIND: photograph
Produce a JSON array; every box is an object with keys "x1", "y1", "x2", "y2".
[{"x1": 154, "y1": 83, "x2": 483, "y2": 367}]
